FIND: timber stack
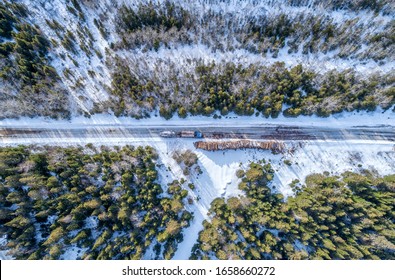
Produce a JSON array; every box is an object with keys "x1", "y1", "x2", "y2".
[{"x1": 194, "y1": 140, "x2": 285, "y2": 153}]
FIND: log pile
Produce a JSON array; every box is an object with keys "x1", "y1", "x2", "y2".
[{"x1": 194, "y1": 140, "x2": 285, "y2": 153}]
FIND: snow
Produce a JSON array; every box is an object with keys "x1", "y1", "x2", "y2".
[
  {"x1": 172, "y1": 208, "x2": 205, "y2": 260},
  {"x1": 0, "y1": 106, "x2": 394, "y2": 129},
  {"x1": 273, "y1": 140, "x2": 395, "y2": 197},
  {"x1": 60, "y1": 245, "x2": 88, "y2": 260},
  {"x1": 129, "y1": 0, "x2": 393, "y2": 25},
  {"x1": 84, "y1": 216, "x2": 98, "y2": 229},
  {"x1": 117, "y1": 0, "x2": 394, "y2": 76},
  {"x1": 47, "y1": 215, "x2": 58, "y2": 225},
  {"x1": 0, "y1": 236, "x2": 13, "y2": 260},
  {"x1": 120, "y1": 41, "x2": 394, "y2": 85},
  {"x1": 19, "y1": 0, "x2": 115, "y2": 113},
  {"x1": 156, "y1": 142, "x2": 275, "y2": 259},
  {"x1": 171, "y1": 137, "x2": 395, "y2": 258}
]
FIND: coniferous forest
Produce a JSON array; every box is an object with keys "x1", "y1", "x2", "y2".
[
  {"x1": 0, "y1": 1, "x2": 393, "y2": 119},
  {"x1": 192, "y1": 163, "x2": 395, "y2": 260},
  {"x1": 0, "y1": 146, "x2": 192, "y2": 260},
  {"x1": 1, "y1": 147, "x2": 394, "y2": 260}
]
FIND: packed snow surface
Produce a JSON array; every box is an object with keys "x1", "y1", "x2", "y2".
[{"x1": 1, "y1": 107, "x2": 394, "y2": 128}]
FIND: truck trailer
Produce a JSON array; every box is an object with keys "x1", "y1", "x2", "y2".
[{"x1": 159, "y1": 130, "x2": 203, "y2": 138}]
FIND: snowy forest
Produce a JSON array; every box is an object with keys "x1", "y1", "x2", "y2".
[
  {"x1": 0, "y1": 0, "x2": 394, "y2": 261},
  {"x1": 0, "y1": 0, "x2": 393, "y2": 119},
  {"x1": 1, "y1": 146, "x2": 394, "y2": 259},
  {"x1": 192, "y1": 163, "x2": 395, "y2": 260},
  {"x1": 0, "y1": 145, "x2": 192, "y2": 259}
]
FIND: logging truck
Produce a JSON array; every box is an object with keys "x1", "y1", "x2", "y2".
[{"x1": 159, "y1": 130, "x2": 203, "y2": 138}]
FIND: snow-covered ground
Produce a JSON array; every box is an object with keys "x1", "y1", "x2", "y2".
[
  {"x1": 0, "y1": 107, "x2": 394, "y2": 129},
  {"x1": 122, "y1": 42, "x2": 394, "y2": 80},
  {"x1": 0, "y1": 236, "x2": 12, "y2": 260},
  {"x1": 18, "y1": 0, "x2": 117, "y2": 113},
  {"x1": 1, "y1": 133, "x2": 394, "y2": 260},
  {"x1": 60, "y1": 246, "x2": 88, "y2": 260}
]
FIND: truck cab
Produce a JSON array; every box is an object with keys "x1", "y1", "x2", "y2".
[{"x1": 194, "y1": 131, "x2": 203, "y2": 138}]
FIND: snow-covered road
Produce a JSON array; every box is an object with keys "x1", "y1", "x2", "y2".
[
  {"x1": 1, "y1": 108, "x2": 394, "y2": 145},
  {"x1": 0, "y1": 125, "x2": 394, "y2": 146}
]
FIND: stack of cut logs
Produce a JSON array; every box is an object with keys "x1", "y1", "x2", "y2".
[{"x1": 194, "y1": 140, "x2": 285, "y2": 153}]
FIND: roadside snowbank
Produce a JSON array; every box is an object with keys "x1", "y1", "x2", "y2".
[{"x1": 1, "y1": 107, "x2": 394, "y2": 129}]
